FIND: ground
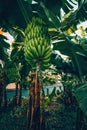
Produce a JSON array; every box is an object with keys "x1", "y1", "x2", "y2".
[
  {"x1": 45, "y1": 95, "x2": 77, "y2": 130},
  {"x1": 0, "y1": 95, "x2": 87, "y2": 130}
]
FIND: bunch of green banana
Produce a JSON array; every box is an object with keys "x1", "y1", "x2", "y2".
[{"x1": 24, "y1": 17, "x2": 52, "y2": 69}]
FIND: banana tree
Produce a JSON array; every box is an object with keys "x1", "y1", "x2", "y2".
[
  {"x1": 0, "y1": 65, "x2": 7, "y2": 107},
  {"x1": 0, "y1": 29, "x2": 24, "y2": 106},
  {"x1": 24, "y1": 17, "x2": 52, "y2": 130},
  {"x1": 10, "y1": 28, "x2": 31, "y2": 106},
  {"x1": 35, "y1": 1, "x2": 87, "y2": 129},
  {"x1": 5, "y1": 60, "x2": 21, "y2": 105},
  {"x1": 0, "y1": 31, "x2": 10, "y2": 107}
]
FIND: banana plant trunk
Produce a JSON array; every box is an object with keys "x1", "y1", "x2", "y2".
[
  {"x1": 14, "y1": 82, "x2": 19, "y2": 106},
  {"x1": 27, "y1": 70, "x2": 44, "y2": 130},
  {"x1": 4, "y1": 87, "x2": 7, "y2": 107},
  {"x1": 18, "y1": 82, "x2": 22, "y2": 106},
  {"x1": 0, "y1": 71, "x2": 7, "y2": 108},
  {"x1": 0, "y1": 84, "x2": 4, "y2": 107}
]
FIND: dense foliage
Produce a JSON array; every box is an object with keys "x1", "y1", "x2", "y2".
[{"x1": 0, "y1": 0, "x2": 87, "y2": 130}]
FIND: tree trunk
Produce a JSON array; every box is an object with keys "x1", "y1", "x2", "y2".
[
  {"x1": 0, "y1": 83, "x2": 4, "y2": 107},
  {"x1": 4, "y1": 87, "x2": 7, "y2": 107},
  {"x1": 18, "y1": 82, "x2": 22, "y2": 106},
  {"x1": 27, "y1": 70, "x2": 41, "y2": 130},
  {"x1": 40, "y1": 87, "x2": 45, "y2": 130},
  {"x1": 14, "y1": 82, "x2": 19, "y2": 106},
  {"x1": 0, "y1": 71, "x2": 7, "y2": 108}
]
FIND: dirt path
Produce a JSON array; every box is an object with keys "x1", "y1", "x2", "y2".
[{"x1": 45, "y1": 95, "x2": 77, "y2": 130}]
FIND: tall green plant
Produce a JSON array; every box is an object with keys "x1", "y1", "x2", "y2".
[{"x1": 24, "y1": 17, "x2": 52, "y2": 130}]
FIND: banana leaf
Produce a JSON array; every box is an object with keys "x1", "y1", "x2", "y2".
[
  {"x1": 0, "y1": 0, "x2": 32, "y2": 28},
  {"x1": 75, "y1": 83, "x2": 87, "y2": 118},
  {"x1": 40, "y1": 2, "x2": 61, "y2": 28},
  {"x1": 53, "y1": 38, "x2": 87, "y2": 78},
  {"x1": 0, "y1": 35, "x2": 10, "y2": 61},
  {"x1": 0, "y1": 35, "x2": 10, "y2": 48}
]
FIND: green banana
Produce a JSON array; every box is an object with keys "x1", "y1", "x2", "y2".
[
  {"x1": 41, "y1": 45, "x2": 45, "y2": 56},
  {"x1": 43, "y1": 63, "x2": 51, "y2": 69},
  {"x1": 44, "y1": 49, "x2": 52, "y2": 56},
  {"x1": 24, "y1": 51, "x2": 32, "y2": 60},
  {"x1": 37, "y1": 45, "x2": 42, "y2": 57},
  {"x1": 28, "y1": 42, "x2": 33, "y2": 51},
  {"x1": 45, "y1": 45, "x2": 51, "y2": 52},
  {"x1": 44, "y1": 40, "x2": 48, "y2": 48},
  {"x1": 34, "y1": 38, "x2": 38, "y2": 48},
  {"x1": 44, "y1": 51, "x2": 52, "y2": 60},
  {"x1": 31, "y1": 46, "x2": 39, "y2": 57},
  {"x1": 43, "y1": 58, "x2": 50, "y2": 63},
  {"x1": 24, "y1": 17, "x2": 52, "y2": 69},
  {"x1": 26, "y1": 50, "x2": 34, "y2": 59}
]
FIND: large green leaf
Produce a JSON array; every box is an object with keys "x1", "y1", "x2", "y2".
[
  {"x1": 27, "y1": 0, "x2": 32, "y2": 4},
  {"x1": 53, "y1": 39, "x2": 74, "y2": 57},
  {"x1": 76, "y1": 0, "x2": 87, "y2": 20},
  {"x1": 40, "y1": 2, "x2": 61, "y2": 28},
  {"x1": 39, "y1": 0, "x2": 77, "y2": 14},
  {"x1": 75, "y1": 83, "x2": 87, "y2": 118},
  {"x1": 0, "y1": 0, "x2": 87, "y2": 29},
  {"x1": 0, "y1": 35, "x2": 10, "y2": 61},
  {"x1": 61, "y1": 0, "x2": 77, "y2": 13},
  {"x1": 0, "y1": 0, "x2": 32, "y2": 28},
  {"x1": 42, "y1": 0, "x2": 62, "y2": 15},
  {"x1": 10, "y1": 42, "x2": 24, "y2": 64},
  {"x1": 53, "y1": 38, "x2": 87, "y2": 77},
  {"x1": 0, "y1": 35, "x2": 10, "y2": 48},
  {"x1": 17, "y1": 0, "x2": 32, "y2": 24},
  {"x1": 51, "y1": 53, "x2": 75, "y2": 74},
  {"x1": 61, "y1": 10, "x2": 78, "y2": 31}
]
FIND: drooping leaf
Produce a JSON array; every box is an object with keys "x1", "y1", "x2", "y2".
[
  {"x1": 27, "y1": 0, "x2": 32, "y2": 4},
  {"x1": 53, "y1": 38, "x2": 87, "y2": 78},
  {"x1": 75, "y1": 83, "x2": 87, "y2": 118},
  {"x1": 40, "y1": 2, "x2": 61, "y2": 28},
  {"x1": 0, "y1": 35, "x2": 10, "y2": 61}
]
